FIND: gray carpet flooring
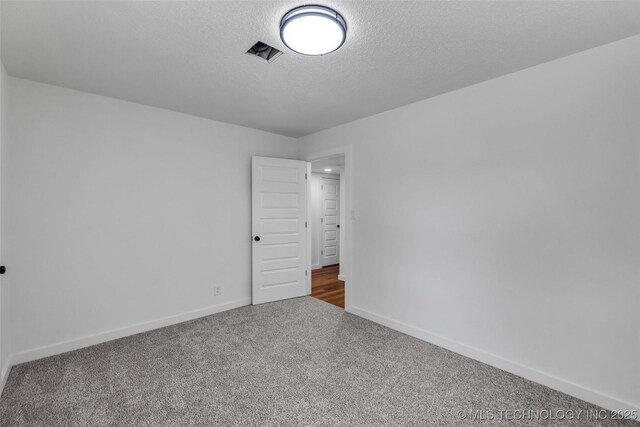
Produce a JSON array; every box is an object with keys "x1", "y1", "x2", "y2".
[{"x1": 0, "y1": 297, "x2": 636, "y2": 426}]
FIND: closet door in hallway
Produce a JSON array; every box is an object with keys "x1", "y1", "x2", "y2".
[{"x1": 321, "y1": 177, "x2": 339, "y2": 267}]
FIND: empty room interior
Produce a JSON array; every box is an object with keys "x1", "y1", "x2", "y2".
[{"x1": 0, "y1": 1, "x2": 639, "y2": 425}]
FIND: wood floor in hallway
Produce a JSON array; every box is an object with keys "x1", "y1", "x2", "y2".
[{"x1": 311, "y1": 264, "x2": 344, "y2": 308}]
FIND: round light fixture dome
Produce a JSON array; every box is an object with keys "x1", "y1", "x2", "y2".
[{"x1": 280, "y1": 5, "x2": 347, "y2": 56}]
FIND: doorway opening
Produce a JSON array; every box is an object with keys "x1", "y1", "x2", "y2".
[{"x1": 309, "y1": 155, "x2": 345, "y2": 308}]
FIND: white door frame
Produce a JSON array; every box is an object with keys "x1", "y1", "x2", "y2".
[{"x1": 302, "y1": 145, "x2": 353, "y2": 312}]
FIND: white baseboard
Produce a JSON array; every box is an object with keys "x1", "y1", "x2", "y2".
[
  {"x1": 0, "y1": 356, "x2": 12, "y2": 396},
  {"x1": 338, "y1": 274, "x2": 346, "y2": 281},
  {"x1": 11, "y1": 298, "x2": 251, "y2": 366},
  {"x1": 311, "y1": 264, "x2": 321, "y2": 270},
  {"x1": 349, "y1": 305, "x2": 639, "y2": 413}
]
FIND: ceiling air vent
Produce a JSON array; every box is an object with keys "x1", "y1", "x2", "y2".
[{"x1": 246, "y1": 41, "x2": 283, "y2": 64}]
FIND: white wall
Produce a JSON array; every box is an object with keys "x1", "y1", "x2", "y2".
[
  {"x1": 0, "y1": 0, "x2": 10, "y2": 387},
  {"x1": 298, "y1": 35, "x2": 640, "y2": 411},
  {"x1": 0, "y1": 60, "x2": 11, "y2": 387},
  {"x1": 6, "y1": 77, "x2": 297, "y2": 362}
]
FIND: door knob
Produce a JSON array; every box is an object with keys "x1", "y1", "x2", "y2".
[{"x1": 254, "y1": 236, "x2": 261, "y2": 242}]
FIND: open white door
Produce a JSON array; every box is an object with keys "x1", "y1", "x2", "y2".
[{"x1": 252, "y1": 156, "x2": 308, "y2": 305}]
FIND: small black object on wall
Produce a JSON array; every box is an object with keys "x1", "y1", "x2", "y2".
[{"x1": 0, "y1": 266, "x2": 5, "y2": 274}]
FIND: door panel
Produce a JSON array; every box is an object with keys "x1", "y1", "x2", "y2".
[
  {"x1": 321, "y1": 177, "x2": 340, "y2": 266},
  {"x1": 252, "y1": 157, "x2": 308, "y2": 304},
  {"x1": 324, "y1": 230, "x2": 337, "y2": 241}
]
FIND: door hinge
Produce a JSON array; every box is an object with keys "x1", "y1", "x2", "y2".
[
  {"x1": 305, "y1": 221, "x2": 307, "y2": 228},
  {"x1": 321, "y1": 185, "x2": 323, "y2": 190},
  {"x1": 321, "y1": 250, "x2": 324, "y2": 255},
  {"x1": 321, "y1": 218, "x2": 323, "y2": 223},
  {"x1": 305, "y1": 173, "x2": 307, "y2": 179},
  {"x1": 305, "y1": 270, "x2": 308, "y2": 276}
]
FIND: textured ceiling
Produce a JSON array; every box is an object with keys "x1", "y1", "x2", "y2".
[{"x1": 3, "y1": 1, "x2": 640, "y2": 137}]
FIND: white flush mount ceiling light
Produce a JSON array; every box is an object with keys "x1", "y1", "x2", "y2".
[
  {"x1": 280, "y1": 5, "x2": 347, "y2": 56},
  {"x1": 324, "y1": 168, "x2": 332, "y2": 172}
]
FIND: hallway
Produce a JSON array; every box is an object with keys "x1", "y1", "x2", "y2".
[{"x1": 311, "y1": 265, "x2": 344, "y2": 308}]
